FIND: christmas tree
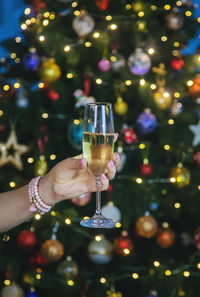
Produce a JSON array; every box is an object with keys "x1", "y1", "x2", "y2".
[{"x1": 1, "y1": 0, "x2": 200, "y2": 296}]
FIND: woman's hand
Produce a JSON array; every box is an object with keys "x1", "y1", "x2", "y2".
[
  {"x1": 39, "y1": 133, "x2": 119, "y2": 205},
  {"x1": 40, "y1": 153, "x2": 119, "y2": 206}
]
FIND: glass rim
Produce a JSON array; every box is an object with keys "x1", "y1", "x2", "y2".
[{"x1": 85, "y1": 102, "x2": 112, "y2": 107}]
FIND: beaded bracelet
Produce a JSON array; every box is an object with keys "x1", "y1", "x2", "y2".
[{"x1": 28, "y1": 176, "x2": 52, "y2": 215}]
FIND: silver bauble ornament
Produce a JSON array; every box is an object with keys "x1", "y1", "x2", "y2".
[
  {"x1": 101, "y1": 202, "x2": 121, "y2": 222},
  {"x1": 128, "y1": 48, "x2": 151, "y2": 75},
  {"x1": 88, "y1": 235, "x2": 113, "y2": 264},
  {"x1": 57, "y1": 255, "x2": 78, "y2": 280},
  {"x1": 72, "y1": 11, "x2": 95, "y2": 37},
  {"x1": 1, "y1": 283, "x2": 24, "y2": 297}
]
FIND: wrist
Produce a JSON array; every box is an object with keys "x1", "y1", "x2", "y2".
[{"x1": 39, "y1": 174, "x2": 55, "y2": 206}]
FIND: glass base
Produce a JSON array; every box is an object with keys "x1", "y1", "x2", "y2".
[{"x1": 80, "y1": 214, "x2": 116, "y2": 229}]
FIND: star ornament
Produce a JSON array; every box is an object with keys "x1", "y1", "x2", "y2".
[
  {"x1": 189, "y1": 120, "x2": 200, "y2": 147},
  {"x1": 0, "y1": 130, "x2": 29, "y2": 170}
]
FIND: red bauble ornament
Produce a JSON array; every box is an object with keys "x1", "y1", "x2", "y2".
[
  {"x1": 140, "y1": 163, "x2": 153, "y2": 176},
  {"x1": 193, "y1": 152, "x2": 200, "y2": 167},
  {"x1": 171, "y1": 58, "x2": 184, "y2": 70},
  {"x1": 188, "y1": 75, "x2": 200, "y2": 98},
  {"x1": 0, "y1": 124, "x2": 5, "y2": 133},
  {"x1": 29, "y1": 251, "x2": 49, "y2": 268},
  {"x1": 195, "y1": 227, "x2": 200, "y2": 250},
  {"x1": 156, "y1": 227, "x2": 175, "y2": 248},
  {"x1": 17, "y1": 229, "x2": 37, "y2": 251},
  {"x1": 48, "y1": 90, "x2": 59, "y2": 101},
  {"x1": 114, "y1": 231, "x2": 134, "y2": 256},
  {"x1": 123, "y1": 128, "x2": 138, "y2": 144},
  {"x1": 95, "y1": 0, "x2": 109, "y2": 10}
]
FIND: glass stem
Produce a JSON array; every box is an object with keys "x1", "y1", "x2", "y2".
[
  {"x1": 95, "y1": 176, "x2": 102, "y2": 216},
  {"x1": 95, "y1": 191, "x2": 101, "y2": 215}
]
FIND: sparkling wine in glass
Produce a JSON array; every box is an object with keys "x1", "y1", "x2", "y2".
[{"x1": 80, "y1": 102, "x2": 116, "y2": 228}]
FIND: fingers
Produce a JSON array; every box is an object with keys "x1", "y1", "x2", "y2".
[
  {"x1": 60, "y1": 157, "x2": 87, "y2": 170},
  {"x1": 105, "y1": 153, "x2": 120, "y2": 180},
  {"x1": 100, "y1": 174, "x2": 109, "y2": 191}
]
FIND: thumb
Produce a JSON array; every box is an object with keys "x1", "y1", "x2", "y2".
[
  {"x1": 114, "y1": 133, "x2": 118, "y2": 143},
  {"x1": 60, "y1": 157, "x2": 87, "y2": 170}
]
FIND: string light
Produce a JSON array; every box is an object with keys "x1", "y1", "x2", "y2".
[
  {"x1": 43, "y1": 20, "x2": 49, "y2": 26},
  {"x1": 51, "y1": 210, "x2": 57, "y2": 216},
  {"x1": 93, "y1": 32, "x2": 100, "y2": 38},
  {"x1": 49, "y1": 13, "x2": 55, "y2": 20},
  {"x1": 174, "y1": 92, "x2": 181, "y2": 98},
  {"x1": 65, "y1": 218, "x2": 71, "y2": 225},
  {"x1": 14, "y1": 82, "x2": 20, "y2": 88},
  {"x1": 150, "y1": 5, "x2": 157, "y2": 11},
  {"x1": 100, "y1": 277, "x2": 107, "y2": 284},
  {"x1": 3, "y1": 85, "x2": 10, "y2": 91},
  {"x1": 125, "y1": 80, "x2": 132, "y2": 86},
  {"x1": 197, "y1": 263, "x2": 200, "y2": 269},
  {"x1": 105, "y1": 15, "x2": 112, "y2": 21},
  {"x1": 183, "y1": 271, "x2": 190, "y2": 277},
  {"x1": 198, "y1": 185, "x2": 200, "y2": 190},
  {"x1": 35, "y1": 214, "x2": 41, "y2": 220},
  {"x1": 137, "y1": 22, "x2": 145, "y2": 31},
  {"x1": 150, "y1": 84, "x2": 157, "y2": 90},
  {"x1": 187, "y1": 80, "x2": 193, "y2": 86},
  {"x1": 125, "y1": 4, "x2": 132, "y2": 9},
  {"x1": 3, "y1": 235, "x2": 10, "y2": 241},
  {"x1": 50, "y1": 154, "x2": 56, "y2": 160},
  {"x1": 39, "y1": 35, "x2": 45, "y2": 42},
  {"x1": 38, "y1": 82, "x2": 44, "y2": 88},
  {"x1": 138, "y1": 11, "x2": 144, "y2": 17},
  {"x1": 67, "y1": 280, "x2": 74, "y2": 286},
  {"x1": 140, "y1": 79, "x2": 146, "y2": 86},
  {"x1": 95, "y1": 235, "x2": 102, "y2": 241},
  {"x1": 42, "y1": 113, "x2": 48, "y2": 119},
  {"x1": 172, "y1": 50, "x2": 179, "y2": 56},
  {"x1": 43, "y1": 12, "x2": 50, "y2": 18},
  {"x1": 165, "y1": 270, "x2": 172, "y2": 276},
  {"x1": 148, "y1": 48, "x2": 155, "y2": 55},
  {"x1": 161, "y1": 36, "x2": 167, "y2": 42},
  {"x1": 162, "y1": 222, "x2": 169, "y2": 228},
  {"x1": 15, "y1": 58, "x2": 21, "y2": 63},
  {"x1": 123, "y1": 248, "x2": 130, "y2": 255},
  {"x1": 24, "y1": 7, "x2": 31, "y2": 15},
  {"x1": 0, "y1": 110, "x2": 3, "y2": 116},
  {"x1": 174, "y1": 41, "x2": 180, "y2": 47},
  {"x1": 85, "y1": 41, "x2": 92, "y2": 47},
  {"x1": 164, "y1": 144, "x2": 170, "y2": 151},
  {"x1": 27, "y1": 157, "x2": 34, "y2": 163},
  {"x1": 72, "y1": 1, "x2": 78, "y2": 8},
  {"x1": 164, "y1": 4, "x2": 171, "y2": 10},
  {"x1": 96, "y1": 78, "x2": 103, "y2": 85},
  {"x1": 74, "y1": 10, "x2": 80, "y2": 16},
  {"x1": 116, "y1": 222, "x2": 122, "y2": 228},
  {"x1": 176, "y1": 1, "x2": 182, "y2": 6},
  {"x1": 168, "y1": 119, "x2": 174, "y2": 125},
  {"x1": 139, "y1": 143, "x2": 145, "y2": 149},
  {"x1": 9, "y1": 181, "x2": 16, "y2": 188},
  {"x1": 21, "y1": 23, "x2": 27, "y2": 30},
  {"x1": 108, "y1": 24, "x2": 118, "y2": 30},
  {"x1": 31, "y1": 17, "x2": 36, "y2": 23},
  {"x1": 136, "y1": 178, "x2": 143, "y2": 184},
  {"x1": 25, "y1": 19, "x2": 31, "y2": 26},
  {"x1": 66, "y1": 73, "x2": 74, "y2": 79},
  {"x1": 15, "y1": 36, "x2": 21, "y2": 43},
  {"x1": 36, "y1": 274, "x2": 41, "y2": 280},
  {"x1": 4, "y1": 280, "x2": 11, "y2": 286},
  {"x1": 197, "y1": 17, "x2": 200, "y2": 23},
  {"x1": 170, "y1": 177, "x2": 176, "y2": 183},
  {"x1": 185, "y1": 11, "x2": 192, "y2": 17},
  {"x1": 73, "y1": 119, "x2": 80, "y2": 125},
  {"x1": 153, "y1": 261, "x2": 160, "y2": 267},
  {"x1": 174, "y1": 202, "x2": 181, "y2": 209},
  {"x1": 10, "y1": 53, "x2": 16, "y2": 59},
  {"x1": 64, "y1": 45, "x2": 71, "y2": 52},
  {"x1": 132, "y1": 273, "x2": 139, "y2": 279}
]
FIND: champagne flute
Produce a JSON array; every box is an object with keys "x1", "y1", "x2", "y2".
[{"x1": 80, "y1": 102, "x2": 116, "y2": 228}]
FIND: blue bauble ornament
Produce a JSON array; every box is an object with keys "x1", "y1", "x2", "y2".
[
  {"x1": 67, "y1": 119, "x2": 83, "y2": 150},
  {"x1": 22, "y1": 50, "x2": 39, "y2": 71},
  {"x1": 136, "y1": 109, "x2": 157, "y2": 134},
  {"x1": 149, "y1": 202, "x2": 159, "y2": 211},
  {"x1": 26, "y1": 291, "x2": 38, "y2": 297}
]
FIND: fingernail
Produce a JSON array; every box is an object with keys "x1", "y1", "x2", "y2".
[
  {"x1": 101, "y1": 173, "x2": 107, "y2": 180},
  {"x1": 80, "y1": 158, "x2": 85, "y2": 167},
  {"x1": 114, "y1": 153, "x2": 119, "y2": 160},
  {"x1": 110, "y1": 160, "x2": 114, "y2": 167}
]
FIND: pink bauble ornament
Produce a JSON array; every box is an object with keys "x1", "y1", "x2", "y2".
[
  {"x1": 71, "y1": 192, "x2": 91, "y2": 206},
  {"x1": 195, "y1": 227, "x2": 200, "y2": 250},
  {"x1": 98, "y1": 59, "x2": 111, "y2": 72}
]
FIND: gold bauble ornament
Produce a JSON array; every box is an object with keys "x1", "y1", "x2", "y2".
[
  {"x1": 0, "y1": 130, "x2": 29, "y2": 170},
  {"x1": 106, "y1": 288, "x2": 122, "y2": 297},
  {"x1": 153, "y1": 87, "x2": 172, "y2": 110},
  {"x1": 41, "y1": 239, "x2": 64, "y2": 262},
  {"x1": 34, "y1": 155, "x2": 48, "y2": 176},
  {"x1": 170, "y1": 165, "x2": 190, "y2": 188},
  {"x1": 114, "y1": 98, "x2": 128, "y2": 116},
  {"x1": 132, "y1": 1, "x2": 144, "y2": 12},
  {"x1": 136, "y1": 215, "x2": 158, "y2": 238},
  {"x1": 39, "y1": 59, "x2": 61, "y2": 83}
]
